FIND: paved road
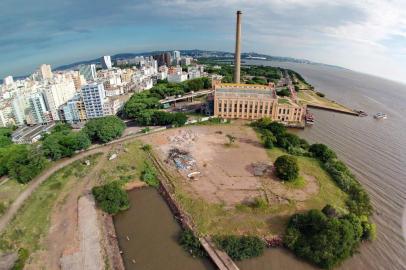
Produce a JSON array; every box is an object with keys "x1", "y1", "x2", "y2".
[{"x1": 0, "y1": 127, "x2": 165, "y2": 234}]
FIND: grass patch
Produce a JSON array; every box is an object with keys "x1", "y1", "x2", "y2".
[
  {"x1": 98, "y1": 141, "x2": 149, "y2": 186},
  {"x1": 284, "y1": 176, "x2": 306, "y2": 189},
  {"x1": 0, "y1": 180, "x2": 27, "y2": 217},
  {"x1": 0, "y1": 154, "x2": 101, "y2": 256},
  {"x1": 266, "y1": 147, "x2": 348, "y2": 212}
]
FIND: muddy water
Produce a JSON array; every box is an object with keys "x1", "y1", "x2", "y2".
[{"x1": 113, "y1": 188, "x2": 215, "y2": 270}]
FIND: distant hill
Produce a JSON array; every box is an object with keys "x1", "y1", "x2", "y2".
[
  {"x1": 54, "y1": 49, "x2": 343, "y2": 71},
  {"x1": 1, "y1": 50, "x2": 342, "y2": 83}
]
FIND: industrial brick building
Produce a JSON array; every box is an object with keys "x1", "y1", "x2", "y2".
[{"x1": 213, "y1": 82, "x2": 306, "y2": 123}]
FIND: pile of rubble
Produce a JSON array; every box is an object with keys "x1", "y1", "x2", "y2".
[
  {"x1": 168, "y1": 129, "x2": 197, "y2": 147},
  {"x1": 251, "y1": 162, "x2": 272, "y2": 177},
  {"x1": 168, "y1": 148, "x2": 196, "y2": 170}
]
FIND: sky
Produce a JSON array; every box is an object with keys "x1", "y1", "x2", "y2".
[{"x1": 1, "y1": 0, "x2": 406, "y2": 83}]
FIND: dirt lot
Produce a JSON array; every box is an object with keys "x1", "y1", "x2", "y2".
[{"x1": 143, "y1": 123, "x2": 318, "y2": 208}]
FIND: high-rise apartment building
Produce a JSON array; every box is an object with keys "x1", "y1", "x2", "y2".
[
  {"x1": 60, "y1": 94, "x2": 87, "y2": 124},
  {"x1": 39, "y1": 64, "x2": 53, "y2": 80},
  {"x1": 29, "y1": 92, "x2": 51, "y2": 124},
  {"x1": 101, "y1": 56, "x2": 112, "y2": 69},
  {"x1": 81, "y1": 83, "x2": 107, "y2": 119},
  {"x1": 3, "y1": 76, "x2": 14, "y2": 86},
  {"x1": 43, "y1": 80, "x2": 76, "y2": 121},
  {"x1": 79, "y1": 64, "x2": 97, "y2": 81}
]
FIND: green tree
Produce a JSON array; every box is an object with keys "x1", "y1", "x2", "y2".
[
  {"x1": 6, "y1": 145, "x2": 47, "y2": 183},
  {"x1": 284, "y1": 210, "x2": 362, "y2": 269},
  {"x1": 261, "y1": 130, "x2": 276, "y2": 149},
  {"x1": 309, "y1": 143, "x2": 337, "y2": 162},
  {"x1": 92, "y1": 181, "x2": 129, "y2": 214},
  {"x1": 274, "y1": 155, "x2": 299, "y2": 181},
  {"x1": 84, "y1": 116, "x2": 126, "y2": 143}
]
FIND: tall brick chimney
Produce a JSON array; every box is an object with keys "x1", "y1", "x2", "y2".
[{"x1": 234, "y1": 11, "x2": 242, "y2": 84}]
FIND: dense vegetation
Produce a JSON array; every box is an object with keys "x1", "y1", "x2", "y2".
[
  {"x1": 252, "y1": 118, "x2": 375, "y2": 268},
  {"x1": 0, "y1": 127, "x2": 13, "y2": 147},
  {"x1": 84, "y1": 116, "x2": 126, "y2": 143},
  {"x1": 179, "y1": 230, "x2": 207, "y2": 258},
  {"x1": 0, "y1": 144, "x2": 47, "y2": 183},
  {"x1": 274, "y1": 155, "x2": 299, "y2": 181},
  {"x1": 92, "y1": 181, "x2": 130, "y2": 214},
  {"x1": 284, "y1": 210, "x2": 363, "y2": 269},
  {"x1": 203, "y1": 62, "x2": 281, "y2": 84},
  {"x1": 124, "y1": 78, "x2": 209, "y2": 125},
  {"x1": 214, "y1": 235, "x2": 265, "y2": 261},
  {"x1": 141, "y1": 162, "x2": 159, "y2": 187},
  {"x1": 42, "y1": 123, "x2": 91, "y2": 160}
]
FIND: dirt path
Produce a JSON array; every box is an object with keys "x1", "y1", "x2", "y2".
[{"x1": 26, "y1": 150, "x2": 111, "y2": 270}]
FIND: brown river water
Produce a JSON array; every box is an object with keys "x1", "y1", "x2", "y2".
[{"x1": 114, "y1": 60, "x2": 406, "y2": 270}]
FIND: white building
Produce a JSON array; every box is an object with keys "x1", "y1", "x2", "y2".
[
  {"x1": 101, "y1": 56, "x2": 112, "y2": 69},
  {"x1": 103, "y1": 98, "x2": 123, "y2": 116},
  {"x1": 39, "y1": 64, "x2": 53, "y2": 80},
  {"x1": 3, "y1": 76, "x2": 14, "y2": 86},
  {"x1": 43, "y1": 80, "x2": 76, "y2": 121},
  {"x1": 181, "y1": 57, "x2": 193, "y2": 66},
  {"x1": 79, "y1": 64, "x2": 97, "y2": 82},
  {"x1": 81, "y1": 83, "x2": 107, "y2": 119}
]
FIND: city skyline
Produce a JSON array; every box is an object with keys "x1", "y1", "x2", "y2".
[{"x1": 1, "y1": 1, "x2": 406, "y2": 84}]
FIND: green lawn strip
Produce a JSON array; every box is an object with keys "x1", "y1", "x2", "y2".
[
  {"x1": 98, "y1": 141, "x2": 148, "y2": 185},
  {"x1": 0, "y1": 154, "x2": 101, "y2": 255}
]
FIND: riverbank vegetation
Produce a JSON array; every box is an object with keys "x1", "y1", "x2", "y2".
[
  {"x1": 179, "y1": 230, "x2": 207, "y2": 258},
  {"x1": 213, "y1": 235, "x2": 265, "y2": 261},
  {"x1": 92, "y1": 181, "x2": 130, "y2": 214},
  {"x1": 0, "y1": 155, "x2": 101, "y2": 269},
  {"x1": 252, "y1": 118, "x2": 375, "y2": 268}
]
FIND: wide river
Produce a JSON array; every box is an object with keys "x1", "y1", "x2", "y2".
[{"x1": 115, "y1": 60, "x2": 406, "y2": 270}]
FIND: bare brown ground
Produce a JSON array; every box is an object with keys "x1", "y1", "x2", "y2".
[{"x1": 142, "y1": 123, "x2": 319, "y2": 208}]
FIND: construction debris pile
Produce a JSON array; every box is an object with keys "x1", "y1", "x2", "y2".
[
  {"x1": 168, "y1": 148, "x2": 196, "y2": 171},
  {"x1": 252, "y1": 162, "x2": 272, "y2": 177},
  {"x1": 168, "y1": 129, "x2": 197, "y2": 146}
]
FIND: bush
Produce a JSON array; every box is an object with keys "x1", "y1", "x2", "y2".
[
  {"x1": 309, "y1": 143, "x2": 337, "y2": 162},
  {"x1": 141, "y1": 162, "x2": 159, "y2": 187},
  {"x1": 316, "y1": 92, "x2": 325, "y2": 97},
  {"x1": 12, "y1": 248, "x2": 29, "y2": 270},
  {"x1": 284, "y1": 210, "x2": 362, "y2": 269},
  {"x1": 276, "y1": 88, "x2": 291, "y2": 97},
  {"x1": 179, "y1": 230, "x2": 207, "y2": 258},
  {"x1": 274, "y1": 155, "x2": 299, "y2": 181},
  {"x1": 92, "y1": 181, "x2": 129, "y2": 214},
  {"x1": 214, "y1": 235, "x2": 265, "y2": 261},
  {"x1": 84, "y1": 116, "x2": 126, "y2": 143}
]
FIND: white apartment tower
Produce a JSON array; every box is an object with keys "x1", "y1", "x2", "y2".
[
  {"x1": 81, "y1": 83, "x2": 107, "y2": 119},
  {"x1": 39, "y1": 64, "x2": 53, "y2": 80},
  {"x1": 101, "y1": 56, "x2": 112, "y2": 69},
  {"x1": 79, "y1": 64, "x2": 97, "y2": 82},
  {"x1": 43, "y1": 80, "x2": 76, "y2": 120},
  {"x1": 29, "y1": 92, "x2": 51, "y2": 124}
]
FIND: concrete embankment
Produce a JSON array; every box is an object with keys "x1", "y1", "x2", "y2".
[{"x1": 307, "y1": 104, "x2": 359, "y2": 116}]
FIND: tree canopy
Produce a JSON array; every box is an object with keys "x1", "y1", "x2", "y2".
[
  {"x1": 274, "y1": 155, "x2": 299, "y2": 181},
  {"x1": 284, "y1": 210, "x2": 363, "y2": 269},
  {"x1": 84, "y1": 116, "x2": 126, "y2": 143},
  {"x1": 92, "y1": 181, "x2": 129, "y2": 214},
  {"x1": 214, "y1": 235, "x2": 265, "y2": 261}
]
